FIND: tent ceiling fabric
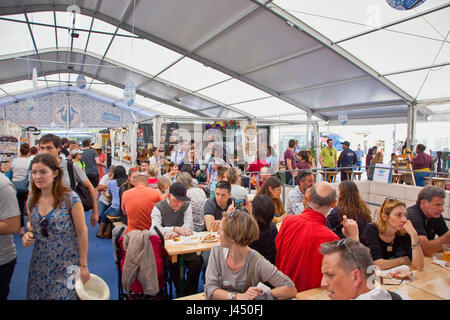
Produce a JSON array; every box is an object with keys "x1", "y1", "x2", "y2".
[{"x1": 0, "y1": 0, "x2": 448, "y2": 124}]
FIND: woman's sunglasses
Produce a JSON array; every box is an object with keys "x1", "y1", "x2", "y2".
[
  {"x1": 39, "y1": 217, "x2": 49, "y2": 238},
  {"x1": 337, "y1": 239, "x2": 361, "y2": 272}
]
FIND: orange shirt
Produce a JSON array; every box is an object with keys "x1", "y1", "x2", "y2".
[{"x1": 121, "y1": 186, "x2": 162, "y2": 233}]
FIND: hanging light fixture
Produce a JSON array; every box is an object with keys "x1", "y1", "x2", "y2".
[
  {"x1": 123, "y1": 80, "x2": 136, "y2": 106},
  {"x1": 123, "y1": 0, "x2": 136, "y2": 107},
  {"x1": 32, "y1": 66, "x2": 38, "y2": 94},
  {"x1": 76, "y1": 74, "x2": 87, "y2": 89},
  {"x1": 338, "y1": 110, "x2": 348, "y2": 125}
]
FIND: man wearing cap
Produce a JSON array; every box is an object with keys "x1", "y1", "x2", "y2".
[
  {"x1": 337, "y1": 141, "x2": 357, "y2": 181},
  {"x1": 71, "y1": 149, "x2": 85, "y2": 171},
  {"x1": 81, "y1": 139, "x2": 100, "y2": 188},
  {"x1": 150, "y1": 183, "x2": 202, "y2": 296}
]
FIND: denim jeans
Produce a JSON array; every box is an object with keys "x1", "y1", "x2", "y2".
[
  {"x1": 101, "y1": 206, "x2": 120, "y2": 223},
  {"x1": 97, "y1": 201, "x2": 110, "y2": 225},
  {"x1": 414, "y1": 171, "x2": 430, "y2": 187}
]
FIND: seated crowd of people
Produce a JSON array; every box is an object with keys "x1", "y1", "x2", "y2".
[{"x1": 1, "y1": 134, "x2": 448, "y2": 301}]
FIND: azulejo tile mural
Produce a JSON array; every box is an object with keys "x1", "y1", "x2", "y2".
[{"x1": 3, "y1": 92, "x2": 135, "y2": 128}]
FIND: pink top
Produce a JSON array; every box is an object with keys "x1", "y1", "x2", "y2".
[{"x1": 97, "y1": 152, "x2": 107, "y2": 179}]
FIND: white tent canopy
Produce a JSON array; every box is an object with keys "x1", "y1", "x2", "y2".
[{"x1": 0, "y1": 0, "x2": 449, "y2": 129}]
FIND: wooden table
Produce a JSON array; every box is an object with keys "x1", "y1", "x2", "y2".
[
  {"x1": 424, "y1": 177, "x2": 450, "y2": 189},
  {"x1": 165, "y1": 232, "x2": 220, "y2": 264},
  {"x1": 165, "y1": 232, "x2": 220, "y2": 297},
  {"x1": 391, "y1": 173, "x2": 403, "y2": 184},
  {"x1": 323, "y1": 171, "x2": 338, "y2": 183},
  {"x1": 174, "y1": 292, "x2": 206, "y2": 300},
  {"x1": 296, "y1": 256, "x2": 449, "y2": 300},
  {"x1": 343, "y1": 170, "x2": 363, "y2": 181}
]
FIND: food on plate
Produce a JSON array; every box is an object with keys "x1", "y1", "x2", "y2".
[
  {"x1": 201, "y1": 233, "x2": 219, "y2": 242},
  {"x1": 173, "y1": 236, "x2": 181, "y2": 242},
  {"x1": 385, "y1": 270, "x2": 413, "y2": 280}
]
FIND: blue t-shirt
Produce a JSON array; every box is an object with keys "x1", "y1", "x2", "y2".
[{"x1": 107, "y1": 179, "x2": 121, "y2": 209}]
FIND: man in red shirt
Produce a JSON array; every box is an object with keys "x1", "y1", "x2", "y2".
[
  {"x1": 121, "y1": 172, "x2": 162, "y2": 233},
  {"x1": 275, "y1": 182, "x2": 359, "y2": 293}
]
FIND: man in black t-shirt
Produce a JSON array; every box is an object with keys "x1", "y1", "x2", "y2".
[
  {"x1": 203, "y1": 181, "x2": 235, "y2": 232},
  {"x1": 407, "y1": 186, "x2": 450, "y2": 256}
]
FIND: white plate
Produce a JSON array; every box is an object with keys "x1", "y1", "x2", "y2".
[{"x1": 169, "y1": 237, "x2": 185, "y2": 245}]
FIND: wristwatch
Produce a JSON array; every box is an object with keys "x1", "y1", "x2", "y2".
[
  {"x1": 226, "y1": 291, "x2": 236, "y2": 300},
  {"x1": 411, "y1": 240, "x2": 421, "y2": 249}
]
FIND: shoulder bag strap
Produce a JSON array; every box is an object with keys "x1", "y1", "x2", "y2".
[
  {"x1": 388, "y1": 290, "x2": 402, "y2": 300},
  {"x1": 66, "y1": 160, "x2": 76, "y2": 190},
  {"x1": 244, "y1": 251, "x2": 262, "y2": 292}
]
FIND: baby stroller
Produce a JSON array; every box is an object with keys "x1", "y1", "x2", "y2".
[{"x1": 114, "y1": 226, "x2": 172, "y2": 300}]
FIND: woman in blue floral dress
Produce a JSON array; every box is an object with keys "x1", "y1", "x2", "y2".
[{"x1": 22, "y1": 154, "x2": 90, "y2": 300}]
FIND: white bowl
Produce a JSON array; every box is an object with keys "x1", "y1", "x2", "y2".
[{"x1": 75, "y1": 273, "x2": 110, "y2": 300}]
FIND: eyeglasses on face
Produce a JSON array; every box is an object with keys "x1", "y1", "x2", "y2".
[
  {"x1": 39, "y1": 216, "x2": 49, "y2": 238},
  {"x1": 337, "y1": 239, "x2": 361, "y2": 272}
]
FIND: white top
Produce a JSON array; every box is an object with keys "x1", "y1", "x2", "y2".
[
  {"x1": 231, "y1": 184, "x2": 249, "y2": 201},
  {"x1": 355, "y1": 288, "x2": 411, "y2": 300},
  {"x1": 11, "y1": 157, "x2": 32, "y2": 182},
  {"x1": 98, "y1": 174, "x2": 111, "y2": 205}
]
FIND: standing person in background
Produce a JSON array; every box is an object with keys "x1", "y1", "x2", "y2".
[
  {"x1": 11, "y1": 143, "x2": 31, "y2": 234},
  {"x1": 94, "y1": 145, "x2": 107, "y2": 180},
  {"x1": 265, "y1": 146, "x2": 278, "y2": 168},
  {"x1": 366, "y1": 146, "x2": 377, "y2": 172},
  {"x1": 296, "y1": 151, "x2": 312, "y2": 171},
  {"x1": 70, "y1": 149, "x2": 85, "y2": 172},
  {"x1": 80, "y1": 139, "x2": 100, "y2": 188},
  {"x1": 337, "y1": 141, "x2": 357, "y2": 181},
  {"x1": 409, "y1": 144, "x2": 432, "y2": 187},
  {"x1": 28, "y1": 146, "x2": 38, "y2": 162},
  {"x1": 22, "y1": 154, "x2": 90, "y2": 300},
  {"x1": 355, "y1": 144, "x2": 365, "y2": 171},
  {"x1": 0, "y1": 173, "x2": 21, "y2": 300},
  {"x1": 283, "y1": 140, "x2": 296, "y2": 185},
  {"x1": 368, "y1": 152, "x2": 383, "y2": 181},
  {"x1": 320, "y1": 139, "x2": 337, "y2": 173},
  {"x1": 60, "y1": 138, "x2": 70, "y2": 159}
]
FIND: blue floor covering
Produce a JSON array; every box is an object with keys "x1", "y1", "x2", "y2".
[{"x1": 8, "y1": 211, "x2": 204, "y2": 300}]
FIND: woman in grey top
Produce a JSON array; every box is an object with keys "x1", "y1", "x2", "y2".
[{"x1": 205, "y1": 209, "x2": 296, "y2": 300}]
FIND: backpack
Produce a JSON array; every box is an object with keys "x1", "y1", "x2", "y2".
[{"x1": 67, "y1": 160, "x2": 93, "y2": 212}]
